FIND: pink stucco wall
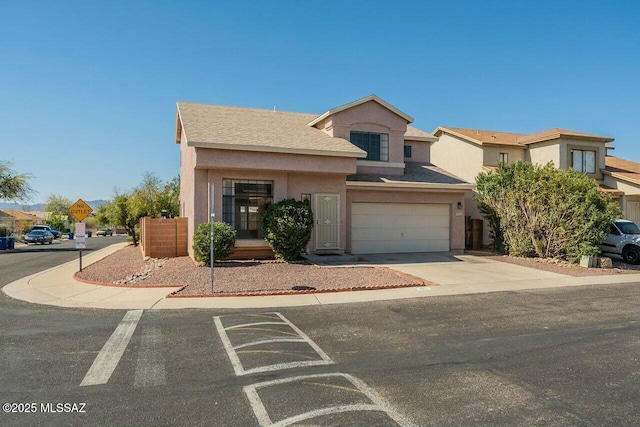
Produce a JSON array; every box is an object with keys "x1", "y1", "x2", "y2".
[
  {"x1": 315, "y1": 100, "x2": 408, "y2": 175},
  {"x1": 404, "y1": 140, "x2": 431, "y2": 163},
  {"x1": 187, "y1": 166, "x2": 350, "y2": 256},
  {"x1": 195, "y1": 149, "x2": 357, "y2": 175}
]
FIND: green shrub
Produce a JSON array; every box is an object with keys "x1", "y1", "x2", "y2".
[
  {"x1": 193, "y1": 222, "x2": 237, "y2": 265},
  {"x1": 0, "y1": 226, "x2": 8, "y2": 237},
  {"x1": 261, "y1": 199, "x2": 314, "y2": 261},
  {"x1": 475, "y1": 161, "x2": 620, "y2": 262}
]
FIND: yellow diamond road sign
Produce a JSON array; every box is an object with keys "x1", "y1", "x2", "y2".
[{"x1": 69, "y1": 199, "x2": 93, "y2": 222}]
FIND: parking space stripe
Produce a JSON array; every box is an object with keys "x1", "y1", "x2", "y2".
[
  {"x1": 226, "y1": 322, "x2": 288, "y2": 330},
  {"x1": 233, "y1": 338, "x2": 306, "y2": 350},
  {"x1": 272, "y1": 313, "x2": 333, "y2": 364},
  {"x1": 243, "y1": 373, "x2": 415, "y2": 427},
  {"x1": 213, "y1": 312, "x2": 334, "y2": 376},
  {"x1": 80, "y1": 310, "x2": 143, "y2": 387}
]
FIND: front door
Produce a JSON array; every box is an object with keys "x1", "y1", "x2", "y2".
[{"x1": 314, "y1": 194, "x2": 340, "y2": 250}]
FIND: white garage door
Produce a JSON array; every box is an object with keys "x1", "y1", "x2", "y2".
[{"x1": 351, "y1": 203, "x2": 450, "y2": 254}]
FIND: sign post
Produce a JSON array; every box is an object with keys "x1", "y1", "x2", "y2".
[
  {"x1": 209, "y1": 184, "x2": 215, "y2": 293},
  {"x1": 69, "y1": 199, "x2": 93, "y2": 273}
]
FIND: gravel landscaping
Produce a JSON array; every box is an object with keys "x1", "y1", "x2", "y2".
[
  {"x1": 76, "y1": 245, "x2": 426, "y2": 296},
  {"x1": 76, "y1": 245, "x2": 640, "y2": 297}
]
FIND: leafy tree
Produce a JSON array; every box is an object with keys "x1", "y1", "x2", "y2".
[
  {"x1": 45, "y1": 213, "x2": 66, "y2": 232},
  {"x1": 98, "y1": 173, "x2": 180, "y2": 246},
  {"x1": 45, "y1": 194, "x2": 74, "y2": 215},
  {"x1": 475, "y1": 161, "x2": 620, "y2": 262},
  {"x1": 261, "y1": 199, "x2": 314, "y2": 261},
  {"x1": 0, "y1": 161, "x2": 34, "y2": 201},
  {"x1": 110, "y1": 194, "x2": 140, "y2": 245}
]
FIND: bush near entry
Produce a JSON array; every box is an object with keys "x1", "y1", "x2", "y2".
[
  {"x1": 193, "y1": 222, "x2": 237, "y2": 265},
  {"x1": 261, "y1": 199, "x2": 314, "y2": 261},
  {"x1": 475, "y1": 160, "x2": 620, "y2": 262}
]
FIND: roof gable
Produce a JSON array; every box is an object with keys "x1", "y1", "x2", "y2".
[{"x1": 307, "y1": 95, "x2": 414, "y2": 127}]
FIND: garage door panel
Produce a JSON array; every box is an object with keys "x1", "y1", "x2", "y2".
[{"x1": 351, "y1": 203, "x2": 450, "y2": 254}]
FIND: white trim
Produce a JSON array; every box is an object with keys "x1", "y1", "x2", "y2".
[
  {"x1": 356, "y1": 160, "x2": 405, "y2": 168},
  {"x1": 346, "y1": 181, "x2": 475, "y2": 190},
  {"x1": 188, "y1": 141, "x2": 366, "y2": 158},
  {"x1": 404, "y1": 135, "x2": 438, "y2": 142}
]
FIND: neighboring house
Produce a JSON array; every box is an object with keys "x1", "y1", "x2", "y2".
[
  {"x1": 430, "y1": 126, "x2": 640, "y2": 244},
  {"x1": 0, "y1": 209, "x2": 45, "y2": 234},
  {"x1": 175, "y1": 95, "x2": 473, "y2": 258}
]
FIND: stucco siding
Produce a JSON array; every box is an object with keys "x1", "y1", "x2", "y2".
[
  {"x1": 430, "y1": 134, "x2": 484, "y2": 183},
  {"x1": 482, "y1": 146, "x2": 526, "y2": 166},
  {"x1": 404, "y1": 140, "x2": 431, "y2": 163},
  {"x1": 322, "y1": 101, "x2": 408, "y2": 168},
  {"x1": 194, "y1": 148, "x2": 357, "y2": 175},
  {"x1": 526, "y1": 140, "x2": 560, "y2": 167}
]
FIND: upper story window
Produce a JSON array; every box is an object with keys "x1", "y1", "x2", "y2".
[
  {"x1": 404, "y1": 145, "x2": 412, "y2": 158},
  {"x1": 571, "y1": 149, "x2": 596, "y2": 174},
  {"x1": 499, "y1": 152, "x2": 508, "y2": 164},
  {"x1": 350, "y1": 131, "x2": 389, "y2": 161}
]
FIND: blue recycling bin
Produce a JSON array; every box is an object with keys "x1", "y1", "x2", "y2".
[
  {"x1": 87, "y1": 231, "x2": 92, "y2": 238},
  {"x1": 68, "y1": 232, "x2": 74, "y2": 240},
  {"x1": 7, "y1": 237, "x2": 15, "y2": 249},
  {"x1": 0, "y1": 237, "x2": 6, "y2": 250}
]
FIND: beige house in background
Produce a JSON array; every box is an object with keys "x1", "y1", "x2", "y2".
[
  {"x1": 0, "y1": 209, "x2": 45, "y2": 234},
  {"x1": 430, "y1": 126, "x2": 640, "y2": 245},
  {"x1": 175, "y1": 95, "x2": 473, "y2": 259}
]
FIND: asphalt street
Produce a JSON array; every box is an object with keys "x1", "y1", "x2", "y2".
[
  {"x1": 1, "y1": 250, "x2": 640, "y2": 427},
  {"x1": 0, "y1": 235, "x2": 126, "y2": 286}
]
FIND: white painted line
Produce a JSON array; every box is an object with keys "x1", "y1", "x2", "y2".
[
  {"x1": 134, "y1": 325, "x2": 166, "y2": 388},
  {"x1": 213, "y1": 312, "x2": 334, "y2": 376},
  {"x1": 273, "y1": 313, "x2": 333, "y2": 364},
  {"x1": 80, "y1": 309, "x2": 143, "y2": 386},
  {"x1": 226, "y1": 321, "x2": 288, "y2": 330},
  {"x1": 243, "y1": 373, "x2": 415, "y2": 427},
  {"x1": 214, "y1": 316, "x2": 246, "y2": 376},
  {"x1": 233, "y1": 338, "x2": 307, "y2": 350},
  {"x1": 272, "y1": 404, "x2": 385, "y2": 427}
]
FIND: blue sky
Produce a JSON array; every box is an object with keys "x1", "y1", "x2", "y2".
[{"x1": 2, "y1": 0, "x2": 639, "y2": 203}]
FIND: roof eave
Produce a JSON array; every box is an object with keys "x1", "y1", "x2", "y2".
[
  {"x1": 187, "y1": 141, "x2": 367, "y2": 158},
  {"x1": 521, "y1": 134, "x2": 615, "y2": 145},
  {"x1": 602, "y1": 169, "x2": 640, "y2": 187},
  {"x1": 404, "y1": 135, "x2": 438, "y2": 142},
  {"x1": 432, "y1": 126, "x2": 485, "y2": 146},
  {"x1": 345, "y1": 181, "x2": 475, "y2": 190}
]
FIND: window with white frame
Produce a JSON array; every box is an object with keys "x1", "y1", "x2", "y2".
[
  {"x1": 222, "y1": 179, "x2": 273, "y2": 239},
  {"x1": 571, "y1": 149, "x2": 596, "y2": 174},
  {"x1": 499, "y1": 152, "x2": 508, "y2": 164},
  {"x1": 350, "y1": 131, "x2": 389, "y2": 161}
]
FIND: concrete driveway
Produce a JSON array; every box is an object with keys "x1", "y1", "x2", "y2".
[{"x1": 357, "y1": 252, "x2": 567, "y2": 286}]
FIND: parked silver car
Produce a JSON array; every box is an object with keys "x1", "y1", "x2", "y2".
[
  {"x1": 600, "y1": 220, "x2": 640, "y2": 264},
  {"x1": 24, "y1": 230, "x2": 54, "y2": 245}
]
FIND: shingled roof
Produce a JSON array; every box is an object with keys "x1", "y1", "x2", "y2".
[
  {"x1": 433, "y1": 126, "x2": 613, "y2": 147},
  {"x1": 604, "y1": 156, "x2": 640, "y2": 186},
  {"x1": 347, "y1": 162, "x2": 472, "y2": 187},
  {"x1": 176, "y1": 102, "x2": 366, "y2": 158}
]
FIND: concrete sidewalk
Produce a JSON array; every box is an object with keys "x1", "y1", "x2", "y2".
[{"x1": 3, "y1": 243, "x2": 640, "y2": 310}]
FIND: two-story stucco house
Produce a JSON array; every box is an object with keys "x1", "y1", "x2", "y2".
[
  {"x1": 175, "y1": 95, "x2": 473, "y2": 258},
  {"x1": 430, "y1": 126, "x2": 640, "y2": 245}
]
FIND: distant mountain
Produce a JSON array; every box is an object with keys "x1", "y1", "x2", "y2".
[{"x1": 0, "y1": 200, "x2": 108, "y2": 212}]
